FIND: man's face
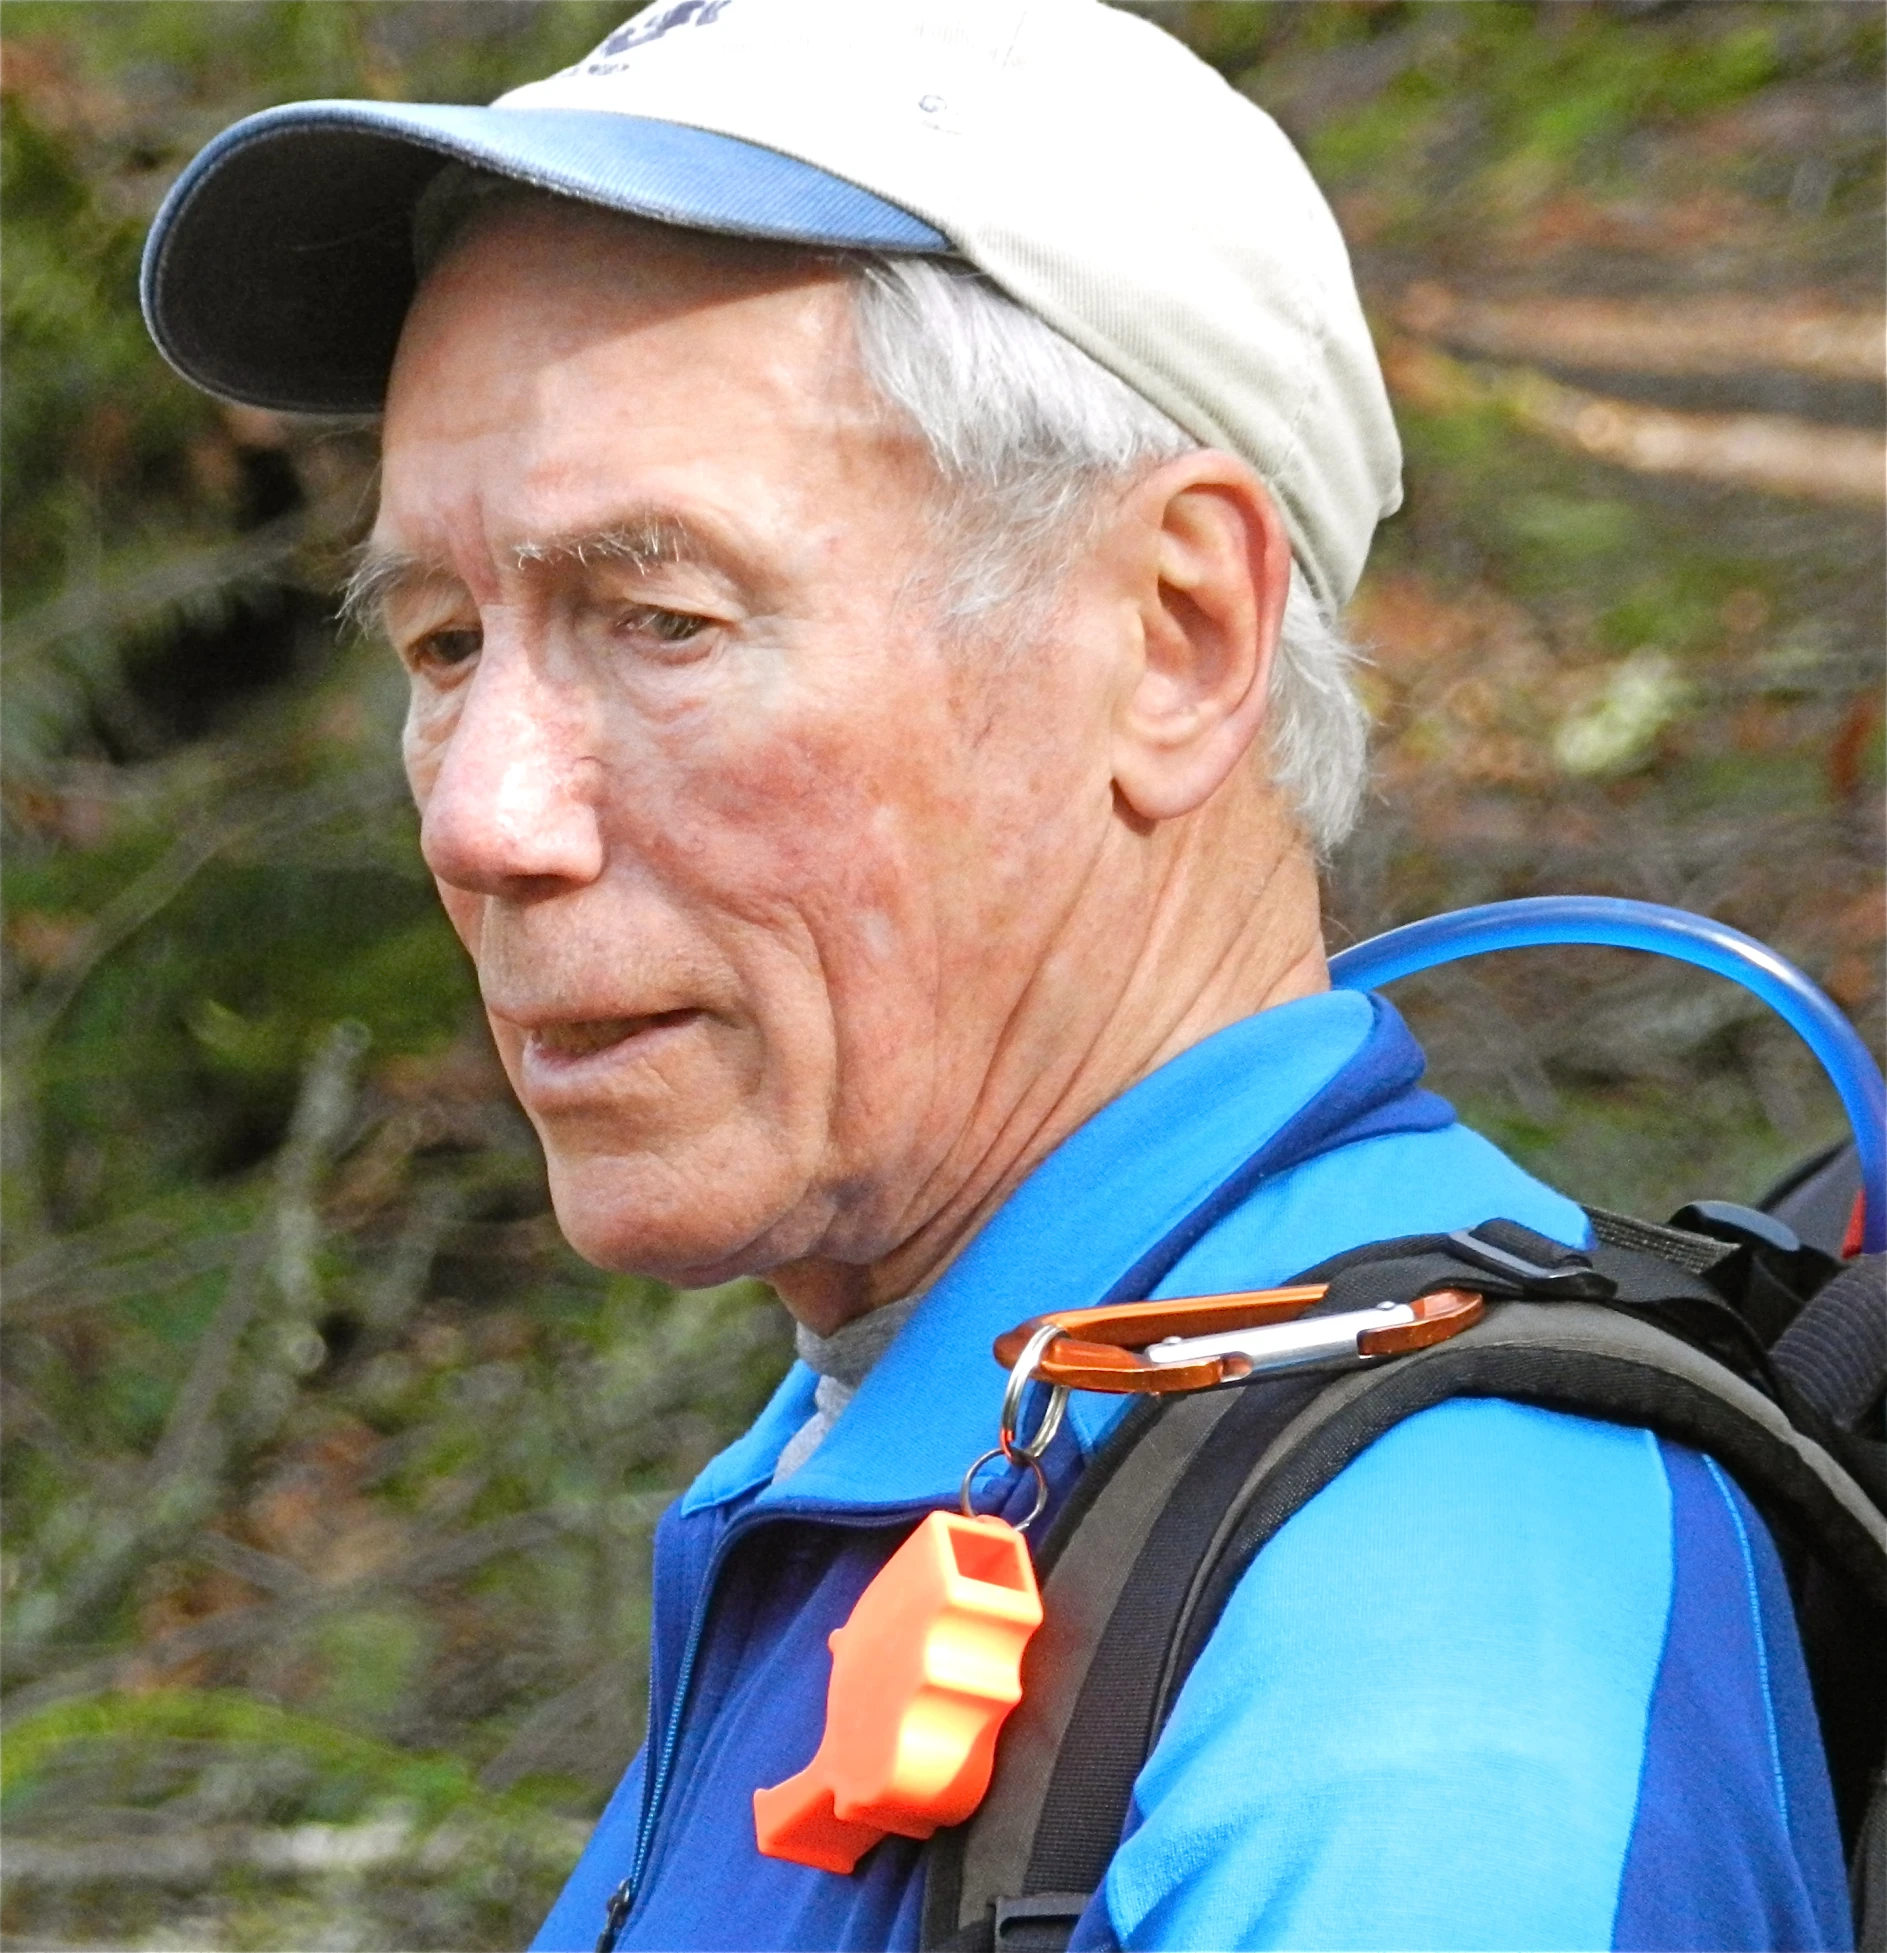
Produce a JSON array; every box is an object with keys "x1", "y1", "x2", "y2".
[{"x1": 373, "y1": 204, "x2": 1122, "y2": 1288}]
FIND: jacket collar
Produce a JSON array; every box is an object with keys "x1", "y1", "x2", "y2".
[{"x1": 682, "y1": 989, "x2": 1421, "y2": 1519}]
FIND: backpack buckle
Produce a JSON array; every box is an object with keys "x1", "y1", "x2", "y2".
[
  {"x1": 992, "y1": 1892, "x2": 1093, "y2": 1950},
  {"x1": 1446, "y1": 1227, "x2": 1616, "y2": 1299}
]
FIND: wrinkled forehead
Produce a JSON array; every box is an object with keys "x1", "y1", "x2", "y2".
[
  {"x1": 369, "y1": 202, "x2": 926, "y2": 601},
  {"x1": 389, "y1": 194, "x2": 865, "y2": 419}
]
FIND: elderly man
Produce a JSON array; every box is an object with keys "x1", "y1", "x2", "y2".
[{"x1": 142, "y1": 4, "x2": 1848, "y2": 1950}]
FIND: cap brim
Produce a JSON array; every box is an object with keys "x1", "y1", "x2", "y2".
[{"x1": 140, "y1": 100, "x2": 953, "y2": 416}]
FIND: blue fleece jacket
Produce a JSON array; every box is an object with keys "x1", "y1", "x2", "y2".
[{"x1": 533, "y1": 991, "x2": 1849, "y2": 1953}]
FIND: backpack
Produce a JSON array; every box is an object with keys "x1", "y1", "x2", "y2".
[
  {"x1": 920, "y1": 885, "x2": 1887, "y2": 1953},
  {"x1": 918, "y1": 1195, "x2": 1887, "y2": 1953}
]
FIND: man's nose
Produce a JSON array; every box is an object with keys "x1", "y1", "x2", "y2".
[{"x1": 417, "y1": 656, "x2": 606, "y2": 896}]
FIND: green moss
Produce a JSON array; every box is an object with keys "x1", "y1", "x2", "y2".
[{"x1": 1458, "y1": 1078, "x2": 1841, "y2": 1226}]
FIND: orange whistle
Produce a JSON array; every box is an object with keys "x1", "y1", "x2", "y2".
[{"x1": 753, "y1": 1510, "x2": 1043, "y2": 1873}]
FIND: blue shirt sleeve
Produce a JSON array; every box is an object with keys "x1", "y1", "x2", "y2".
[
  {"x1": 1076, "y1": 1400, "x2": 1848, "y2": 1953},
  {"x1": 1613, "y1": 1447, "x2": 1849, "y2": 1950}
]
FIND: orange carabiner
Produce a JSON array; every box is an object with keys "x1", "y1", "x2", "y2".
[{"x1": 992, "y1": 1285, "x2": 1484, "y2": 1393}]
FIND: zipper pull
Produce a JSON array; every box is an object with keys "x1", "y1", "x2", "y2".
[{"x1": 594, "y1": 1877, "x2": 635, "y2": 1953}]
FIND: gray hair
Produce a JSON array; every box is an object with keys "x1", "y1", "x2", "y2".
[
  {"x1": 850, "y1": 258, "x2": 1366, "y2": 854},
  {"x1": 410, "y1": 170, "x2": 1368, "y2": 853}
]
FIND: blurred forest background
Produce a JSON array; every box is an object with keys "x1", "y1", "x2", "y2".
[{"x1": 2, "y1": 2, "x2": 1882, "y2": 1946}]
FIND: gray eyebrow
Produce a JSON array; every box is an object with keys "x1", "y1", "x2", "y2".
[
  {"x1": 337, "y1": 545, "x2": 425, "y2": 639},
  {"x1": 339, "y1": 513, "x2": 717, "y2": 639},
  {"x1": 512, "y1": 514, "x2": 706, "y2": 573}
]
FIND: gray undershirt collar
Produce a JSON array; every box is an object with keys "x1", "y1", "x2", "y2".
[{"x1": 770, "y1": 1288, "x2": 925, "y2": 1484}]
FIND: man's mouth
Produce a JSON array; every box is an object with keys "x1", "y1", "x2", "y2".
[{"x1": 523, "y1": 1009, "x2": 700, "y2": 1065}]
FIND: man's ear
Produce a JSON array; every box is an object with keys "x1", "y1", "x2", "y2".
[{"x1": 1109, "y1": 452, "x2": 1293, "y2": 823}]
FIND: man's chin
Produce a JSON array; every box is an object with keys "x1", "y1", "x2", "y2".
[{"x1": 543, "y1": 1155, "x2": 815, "y2": 1288}]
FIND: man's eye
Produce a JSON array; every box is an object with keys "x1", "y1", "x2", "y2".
[
  {"x1": 408, "y1": 628, "x2": 482, "y2": 670},
  {"x1": 618, "y1": 605, "x2": 710, "y2": 648}
]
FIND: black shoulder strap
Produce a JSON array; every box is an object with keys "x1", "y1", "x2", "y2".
[{"x1": 923, "y1": 1232, "x2": 1887, "y2": 1953}]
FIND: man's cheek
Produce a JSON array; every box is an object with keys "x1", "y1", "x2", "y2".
[
  {"x1": 400, "y1": 690, "x2": 455, "y2": 798},
  {"x1": 435, "y1": 884, "x2": 486, "y2": 963}
]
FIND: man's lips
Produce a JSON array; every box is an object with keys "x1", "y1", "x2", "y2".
[{"x1": 512, "y1": 1008, "x2": 704, "y2": 1075}]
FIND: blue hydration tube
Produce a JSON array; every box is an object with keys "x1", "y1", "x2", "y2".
[{"x1": 1329, "y1": 895, "x2": 1886, "y2": 1253}]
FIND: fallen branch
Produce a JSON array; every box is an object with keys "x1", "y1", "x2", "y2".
[
  {"x1": 1384, "y1": 335, "x2": 1886, "y2": 505},
  {"x1": 1396, "y1": 283, "x2": 1886, "y2": 384},
  {"x1": 9, "y1": 772, "x2": 403, "y2": 1056},
  {"x1": 142, "y1": 1022, "x2": 370, "y2": 1500},
  {"x1": 191, "y1": 1530, "x2": 315, "y2": 1602},
  {"x1": 1, "y1": 1812, "x2": 589, "y2": 1885},
  {"x1": 2, "y1": 1234, "x2": 239, "y2": 1323},
  {"x1": 2, "y1": 1209, "x2": 189, "y2": 1310},
  {"x1": 1, "y1": 1026, "x2": 372, "y2": 1670},
  {"x1": 8, "y1": 819, "x2": 257, "y2": 1051},
  {"x1": 477, "y1": 1663, "x2": 638, "y2": 1793}
]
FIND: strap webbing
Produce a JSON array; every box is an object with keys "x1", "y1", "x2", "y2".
[
  {"x1": 940, "y1": 1392, "x2": 1228, "y2": 1941},
  {"x1": 1585, "y1": 1204, "x2": 1737, "y2": 1275},
  {"x1": 1021, "y1": 1372, "x2": 1329, "y2": 1902}
]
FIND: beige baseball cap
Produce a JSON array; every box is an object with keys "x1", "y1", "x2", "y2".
[{"x1": 142, "y1": 0, "x2": 1401, "y2": 610}]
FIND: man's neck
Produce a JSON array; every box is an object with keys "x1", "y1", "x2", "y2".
[{"x1": 772, "y1": 787, "x2": 1325, "y2": 1336}]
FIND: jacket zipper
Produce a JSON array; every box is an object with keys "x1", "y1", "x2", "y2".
[{"x1": 605, "y1": 1498, "x2": 937, "y2": 1945}]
